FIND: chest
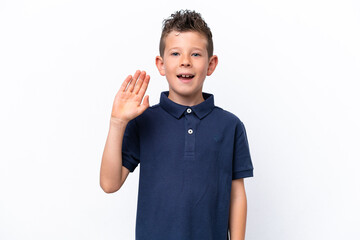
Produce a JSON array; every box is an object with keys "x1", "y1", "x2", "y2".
[{"x1": 138, "y1": 114, "x2": 235, "y2": 174}]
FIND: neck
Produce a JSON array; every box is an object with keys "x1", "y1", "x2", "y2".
[{"x1": 168, "y1": 90, "x2": 205, "y2": 106}]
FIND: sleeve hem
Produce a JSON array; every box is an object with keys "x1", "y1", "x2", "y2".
[
  {"x1": 122, "y1": 158, "x2": 136, "y2": 172},
  {"x1": 232, "y1": 169, "x2": 254, "y2": 180}
]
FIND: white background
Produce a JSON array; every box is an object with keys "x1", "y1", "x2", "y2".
[{"x1": 1, "y1": 0, "x2": 359, "y2": 239}]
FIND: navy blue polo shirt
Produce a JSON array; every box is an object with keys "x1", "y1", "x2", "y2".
[{"x1": 122, "y1": 91, "x2": 254, "y2": 240}]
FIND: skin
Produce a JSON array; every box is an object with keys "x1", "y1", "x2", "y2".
[
  {"x1": 100, "y1": 30, "x2": 248, "y2": 240},
  {"x1": 229, "y1": 178, "x2": 248, "y2": 240}
]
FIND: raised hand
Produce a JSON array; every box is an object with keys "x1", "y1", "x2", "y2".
[{"x1": 111, "y1": 70, "x2": 150, "y2": 124}]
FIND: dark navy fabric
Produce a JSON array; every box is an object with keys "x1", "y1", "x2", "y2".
[{"x1": 122, "y1": 91, "x2": 254, "y2": 240}]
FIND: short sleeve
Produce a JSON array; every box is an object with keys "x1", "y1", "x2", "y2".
[
  {"x1": 121, "y1": 118, "x2": 140, "y2": 172},
  {"x1": 232, "y1": 119, "x2": 254, "y2": 179}
]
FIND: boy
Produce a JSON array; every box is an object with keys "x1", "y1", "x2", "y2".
[{"x1": 100, "y1": 10, "x2": 254, "y2": 240}]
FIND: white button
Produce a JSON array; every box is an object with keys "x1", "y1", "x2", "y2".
[
  {"x1": 188, "y1": 129, "x2": 193, "y2": 134},
  {"x1": 187, "y1": 108, "x2": 192, "y2": 113}
]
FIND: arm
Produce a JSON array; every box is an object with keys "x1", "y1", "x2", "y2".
[
  {"x1": 228, "y1": 178, "x2": 247, "y2": 240},
  {"x1": 100, "y1": 119, "x2": 130, "y2": 193},
  {"x1": 100, "y1": 70, "x2": 150, "y2": 193}
]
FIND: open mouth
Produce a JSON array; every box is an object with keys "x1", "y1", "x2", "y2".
[{"x1": 177, "y1": 74, "x2": 195, "y2": 80}]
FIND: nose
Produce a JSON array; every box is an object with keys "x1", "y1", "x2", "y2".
[{"x1": 180, "y1": 55, "x2": 191, "y2": 67}]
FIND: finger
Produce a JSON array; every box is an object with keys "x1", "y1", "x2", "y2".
[
  {"x1": 119, "y1": 75, "x2": 132, "y2": 92},
  {"x1": 127, "y1": 70, "x2": 141, "y2": 92},
  {"x1": 133, "y1": 71, "x2": 146, "y2": 94},
  {"x1": 137, "y1": 74, "x2": 150, "y2": 98}
]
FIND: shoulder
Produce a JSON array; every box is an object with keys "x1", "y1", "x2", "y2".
[
  {"x1": 141, "y1": 103, "x2": 161, "y2": 118},
  {"x1": 130, "y1": 103, "x2": 161, "y2": 125},
  {"x1": 212, "y1": 106, "x2": 244, "y2": 126},
  {"x1": 149, "y1": 103, "x2": 161, "y2": 110}
]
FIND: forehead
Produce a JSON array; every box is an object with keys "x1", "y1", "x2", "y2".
[{"x1": 164, "y1": 31, "x2": 208, "y2": 50}]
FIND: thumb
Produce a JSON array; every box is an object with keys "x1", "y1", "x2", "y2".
[{"x1": 139, "y1": 95, "x2": 150, "y2": 113}]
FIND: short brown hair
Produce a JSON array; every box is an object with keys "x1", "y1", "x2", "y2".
[{"x1": 159, "y1": 10, "x2": 213, "y2": 58}]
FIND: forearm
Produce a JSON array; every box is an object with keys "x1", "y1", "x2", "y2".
[
  {"x1": 100, "y1": 118, "x2": 128, "y2": 193},
  {"x1": 228, "y1": 183, "x2": 247, "y2": 240}
]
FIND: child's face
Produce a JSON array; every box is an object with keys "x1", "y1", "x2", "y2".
[{"x1": 156, "y1": 31, "x2": 218, "y2": 99}]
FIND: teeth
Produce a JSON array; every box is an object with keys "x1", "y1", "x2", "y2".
[{"x1": 180, "y1": 75, "x2": 192, "y2": 78}]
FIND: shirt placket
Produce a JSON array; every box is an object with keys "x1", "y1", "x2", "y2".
[
  {"x1": 184, "y1": 107, "x2": 199, "y2": 161},
  {"x1": 183, "y1": 107, "x2": 200, "y2": 199}
]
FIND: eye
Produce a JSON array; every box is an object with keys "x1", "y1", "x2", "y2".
[
  {"x1": 192, "y1": 53, "x2": 201, "y2": 57},
  {"x1": 171, "y1": 52, "x2": 179, "y2": 56}
]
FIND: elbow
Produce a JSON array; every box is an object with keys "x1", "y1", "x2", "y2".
[{"x1": 100, "y1": 180, "x2": 121, "y2": 194}]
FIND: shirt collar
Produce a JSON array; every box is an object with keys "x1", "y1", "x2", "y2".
[{"x1": 159, "y1": 91, "x2": 215, "y2": 119}]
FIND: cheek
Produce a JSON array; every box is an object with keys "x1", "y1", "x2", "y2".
[
  {"x1": 201, "y1": 64, "x2": 209, "y2": 75},
  {"x1": 164, "y1": 62, "x2": 176, "y2": 71},
  {"x1": 197, "y1": 60, "x2": 208, "y2": 70}
]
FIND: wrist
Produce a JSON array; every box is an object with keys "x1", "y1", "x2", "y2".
[{"x1": 110, "y1": 117, "x2": 129, "y2": 128}]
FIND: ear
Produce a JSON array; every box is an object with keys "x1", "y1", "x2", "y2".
[
  {"x1": 155, "y1": 56, "x2": 166, "y2": 76},
  {"x1": 206, "y1": 55, "x2": 218, "y2": 76}
]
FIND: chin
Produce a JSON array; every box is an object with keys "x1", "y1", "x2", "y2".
[
  {"x1": 171, "y1": 86, "x2": 202, "y2": 96},
  {"x1": 167, "y1": 78, "x2": 204, "y2": 96}
]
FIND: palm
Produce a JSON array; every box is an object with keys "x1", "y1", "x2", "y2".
[{"x1": 111, "y1": 70, "x2": 150, "y2": 122}]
